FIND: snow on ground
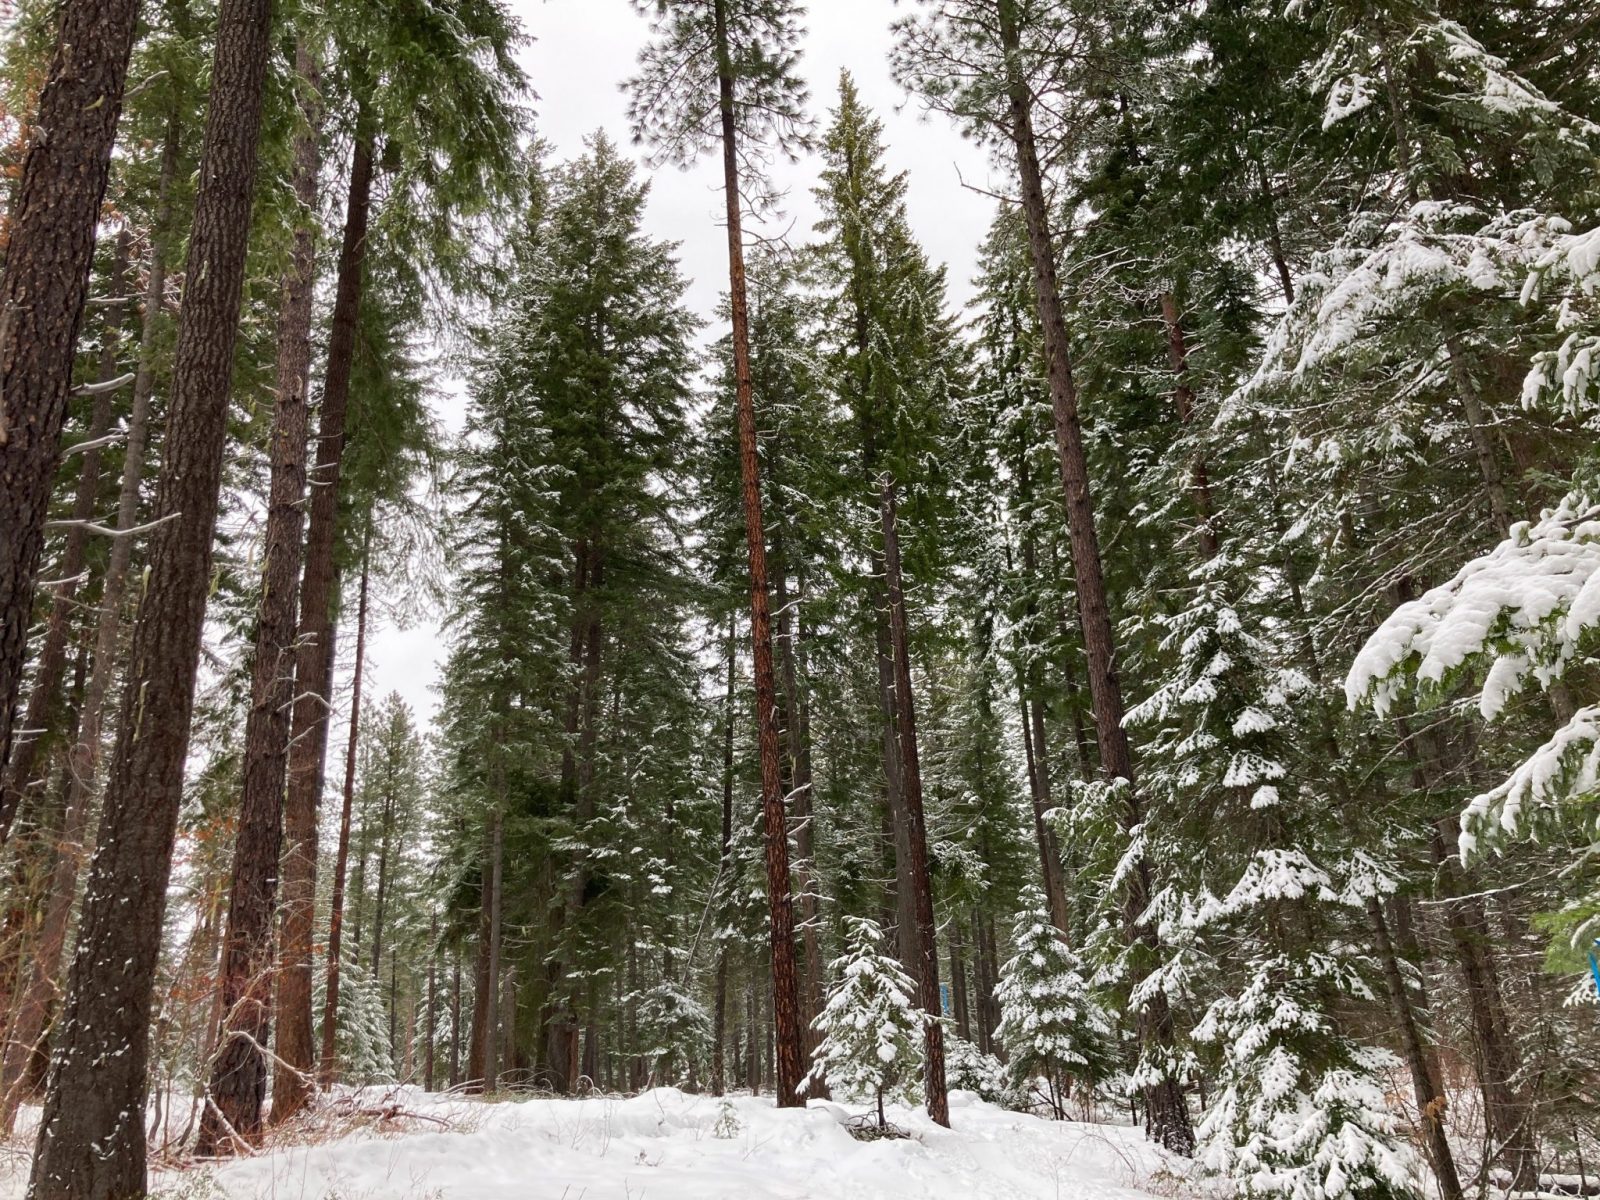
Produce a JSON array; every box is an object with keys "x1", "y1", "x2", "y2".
[{"x1": 114, "y1": 1086, "x2": 1179, "y2": 1200}]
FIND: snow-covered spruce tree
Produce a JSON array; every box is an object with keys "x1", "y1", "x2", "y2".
[
  {"x1": 941, "y1": 1035, "x2": 1013, "y2": 1107},
  {"x1": 804, "y1": 917, "x2": 925, "y2": 1129},
  {"x1": 314, "y1": 951, "x2": 394, "y2": 1086},
  {"x1": 632, "y1": 980, "x2": 713, "y2": 1089},
  {"x1": 1128, "y1": 559, "x2": 1418, "y2": 1200},
  {"x1": 994, "y1": 889, "x2": 1111, "y2": 1121}
]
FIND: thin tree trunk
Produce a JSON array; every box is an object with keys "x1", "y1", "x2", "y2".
[
  {"x1": 197, "y1": 45, "x2": 323, "y2": 1151},
  {"x1": 484, "y1": 809, "x2": 503, "y2": 1090},
  {"x1": 1156, "y1": 292, "x2": 1219, "y2": 559},
  {"x1": 712, "y1": 0, "x2": 803, "y2": 1108},
  {"x1": 466, "y1": 816, "x2": 494, "y2": 1092},
  {"x1": 996, "y1": 0, "x2": 1193, "y2": 1156},
  {"x1": 279, "y1": 113, "x2": 377, "y2": 1113},
  {"x1": 28, "y1": 2, "x2": 276, "y2": 1191},
  {"x1": 449, "y1": 952, "x2": 462, "y2": 1088},
  {"x1": 0, "y1": 0, "x2": 142, "y2": 804},
  {"x1": 1366, "y1": 895, "x2": 1464, "y2": 1200},
  {"x1": 0, "y1": 233, "x2": 130, "y2": 823},
  {"x1": 370, "y1": 769, "x2": 396, "y2": 980},
  {"x1": 313, "y1": 542, "x2": 367, "y2": 1090},
  {"x1": 879, "y1": 475, "x2": 948, "y2": 1127},
  {"x1": 425, "y1": 913, "x2": 438, "y2": 1091},
  {"x1": 712, "y1": 616, "x2": 736, "y2": 1098}
]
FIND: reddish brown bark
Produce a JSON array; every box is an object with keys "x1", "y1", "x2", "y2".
[
  {"x1": 27, "y1": 1, "x2": 277, "y2": 1192},
  {"x1": 0, "y1": 234, "x2": 130, "y2": 1132},
  {"x1": 0, "y1": 0, "x2": 142, "y2": 812},
  {"x1": 995, "y1": 0, "x2": 1193, "y2": 1155},
  {"x1": 1157, "y1": 292, "x2": 1219, "y2": 559},
  {"x1": 193, "y1": 44, "x2": 323, "y2": 1151},
  {"x1": 280, "y1": 119, "x2": 377, "y2": 1113},
  {"x1": 878, "y1": 476, "x2": 949, "y2": 1127},
  {"x1": 713, "y1": 0, "x2": 804, "y2": 1107}
]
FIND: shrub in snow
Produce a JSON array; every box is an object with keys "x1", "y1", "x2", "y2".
[
  {"x1": 1194, "y1": 957, "x2": 1418, "y2": 1200},
  {"x1": 942, "y1": 1033, "x2": 1016, "y2": 1108},
  {"x1": 803, "y1": 916, "x2": 925, "y2": 1128},
  {"x1": 994, "y1": 890, "x2": 1111, "y2": 1120}
]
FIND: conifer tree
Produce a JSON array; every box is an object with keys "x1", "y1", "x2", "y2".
[
  {"x1": 805, "y1": 916, "x2": 924, "y2": 1129},
  {"x1": 994, "y1": 889, "x2": 1110, "y2": 1121},
  {"x1": 628, "y1": 0, "x2": 813, "y2": 1109}
]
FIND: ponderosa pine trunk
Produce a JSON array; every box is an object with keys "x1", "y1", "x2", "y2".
[
  {"x1": 27, "y1": 1, "x2": 276, "y2": 1192},
  {"x1": 775, "y1": 564, "x2": 824, "y2": 1050},
  {"x1": 713, "y1": 0, "x2": 804, "y2": 1108},
  {"x1": 197, "y1": 44, "x2": 323, "y2": 1152},
  {"x1": 314, "y1": 543, "x2": 368, "y2": 1089},
  {"x1": 279, "y1": 119, "x2": 377, "y2": 1116},
  {"x1": 55, "y1": 112, "x2": 182, "y2": 831},
  {"x1": 0, "y1": 233, "x2": 131, "y2": 825},
  {"x1": 248, "y1": 43, "x2": 323, "y2": 1125},
  {"x1": 995, "y1": 0, "x2": 1194, "y2": 1155},
  {"x1": 0, "y1": 121, "x2": 184, "y2": 1138},
  {"x1": 0, "y1": 235, "x2": 131, "y2": 1133},
  {"x1": 879, "y1": 475, "x2": 949, "y2": 1127},
  {"x1": 0, "y1": 0, "x2": 143, "y2": 814}
]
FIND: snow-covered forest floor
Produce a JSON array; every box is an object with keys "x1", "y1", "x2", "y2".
[{"x1": 2, "y1": 1087, "x2": 1181, "y2": 1200}]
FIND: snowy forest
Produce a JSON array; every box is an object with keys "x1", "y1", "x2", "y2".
[{"x1": 0, "y1": 0, "x2": 1598, "y2": 1197}]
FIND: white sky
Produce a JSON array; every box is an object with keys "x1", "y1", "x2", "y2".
[{"x1": 363, "y1": 0, "x2": 999, "y2": 731}]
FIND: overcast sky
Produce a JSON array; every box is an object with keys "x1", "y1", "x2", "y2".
[{"x1": 363, "y1": 0, "x2": 999, "y2": 731}]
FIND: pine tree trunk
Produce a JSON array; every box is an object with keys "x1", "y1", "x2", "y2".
[
  {"x1": 484, "y1": 808, "x2": 504, "y2": 1090},
  {"x1": 775, "y1": 565, "x2": 824, "y2": 1056},
  {"x1": 27, "y1": 2, "x2": 275, "y2": 1191},
  {"x1": 280, "y1": 116, "x2": 376, "y2": 1113},
  {"x1": 312, "y1": 544, "x2": 366, "y2": 1091},
  {"x1": 257, "y1": 44, "x2": 325, "y2": 1125},
  {"x1": 449, "y1": 952, "x2": 462, "y2": 1088},
  {"x1": 712, "y1": 617, "x2": 736, "y2": 1098},
  {"x1": 950, "y1": 928, "x2": 970, "y2": 1043},
  {"x1": 0, "y1": 237, "x2": 131, "y2": 1133},
  {"x1": 196, "y1": 46, "x2": 323, "y2": 1151},
  {"x1": 370, "y1": 773, "x2": 395, "y2": 980},
  {"x1": 995, "y1": 0, "x2": 1194, "y2": 1156},
  {"x1": 879, "y1": 476, "x2": 949, "y2": 1127},
  {"x1": 0, "y1": 120, "x2": 183, "y2": 1136},
  {"x1": 1156, "y1": 292, "x2": 1219, "y2": 558},
  {"x1": 0, "y1": 232, "x2": 130, "y2": 823},
  {"x1": 1366, "y1": 895, "x2": 1464, "y2": 1200},
  {"x1": 466, "y1": 815, "x2": 494, "y2": 1092},
  {"x1": 0, "y1": 0, "x2": 142, "y2": 808},
  {"x1": 712, "y1": 0, "x2": 803, "y2": 1109},
  {"x1": 50, "y1": 110, "x2": 181, "y2": 861},
  {"x1": 425, "y1": 912, "x2": 438, "y2": 1091},
  {"x1": 545, "y1": 545, "x2": 602, "y2": 1093}
]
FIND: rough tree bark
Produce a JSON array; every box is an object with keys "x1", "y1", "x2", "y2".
[
  {"x1": 995, "y1": 0, "x2": 1194, "y2": 1155},
  {"x1": 879, "y1": 476, "x2": 949, "y2": 1127},
  {"x1": 196, "y1": 43, "x2": 323, "y2": 1152},
  {"x1": 314, "y1": 543, "x2": 368, "y2": 1088},
  {"x1": 0, "y1": 233, "x2": 131, "y2": 825},
  {"x1": 712, "y1": 0, "x2": 804, "y2": 1107},
  {"x1": 0, "y1": 0, "x2": 143, "y2": 810},
  {"x1": 278, "y1": 117, "x2": 377, "y2": 1118},
  {"x1": 27, "y1": 2, "x2": 276, "y2": 1193},
  {"x1": 0, "y1": 234, "x2": 131, "y2": 1132}
]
